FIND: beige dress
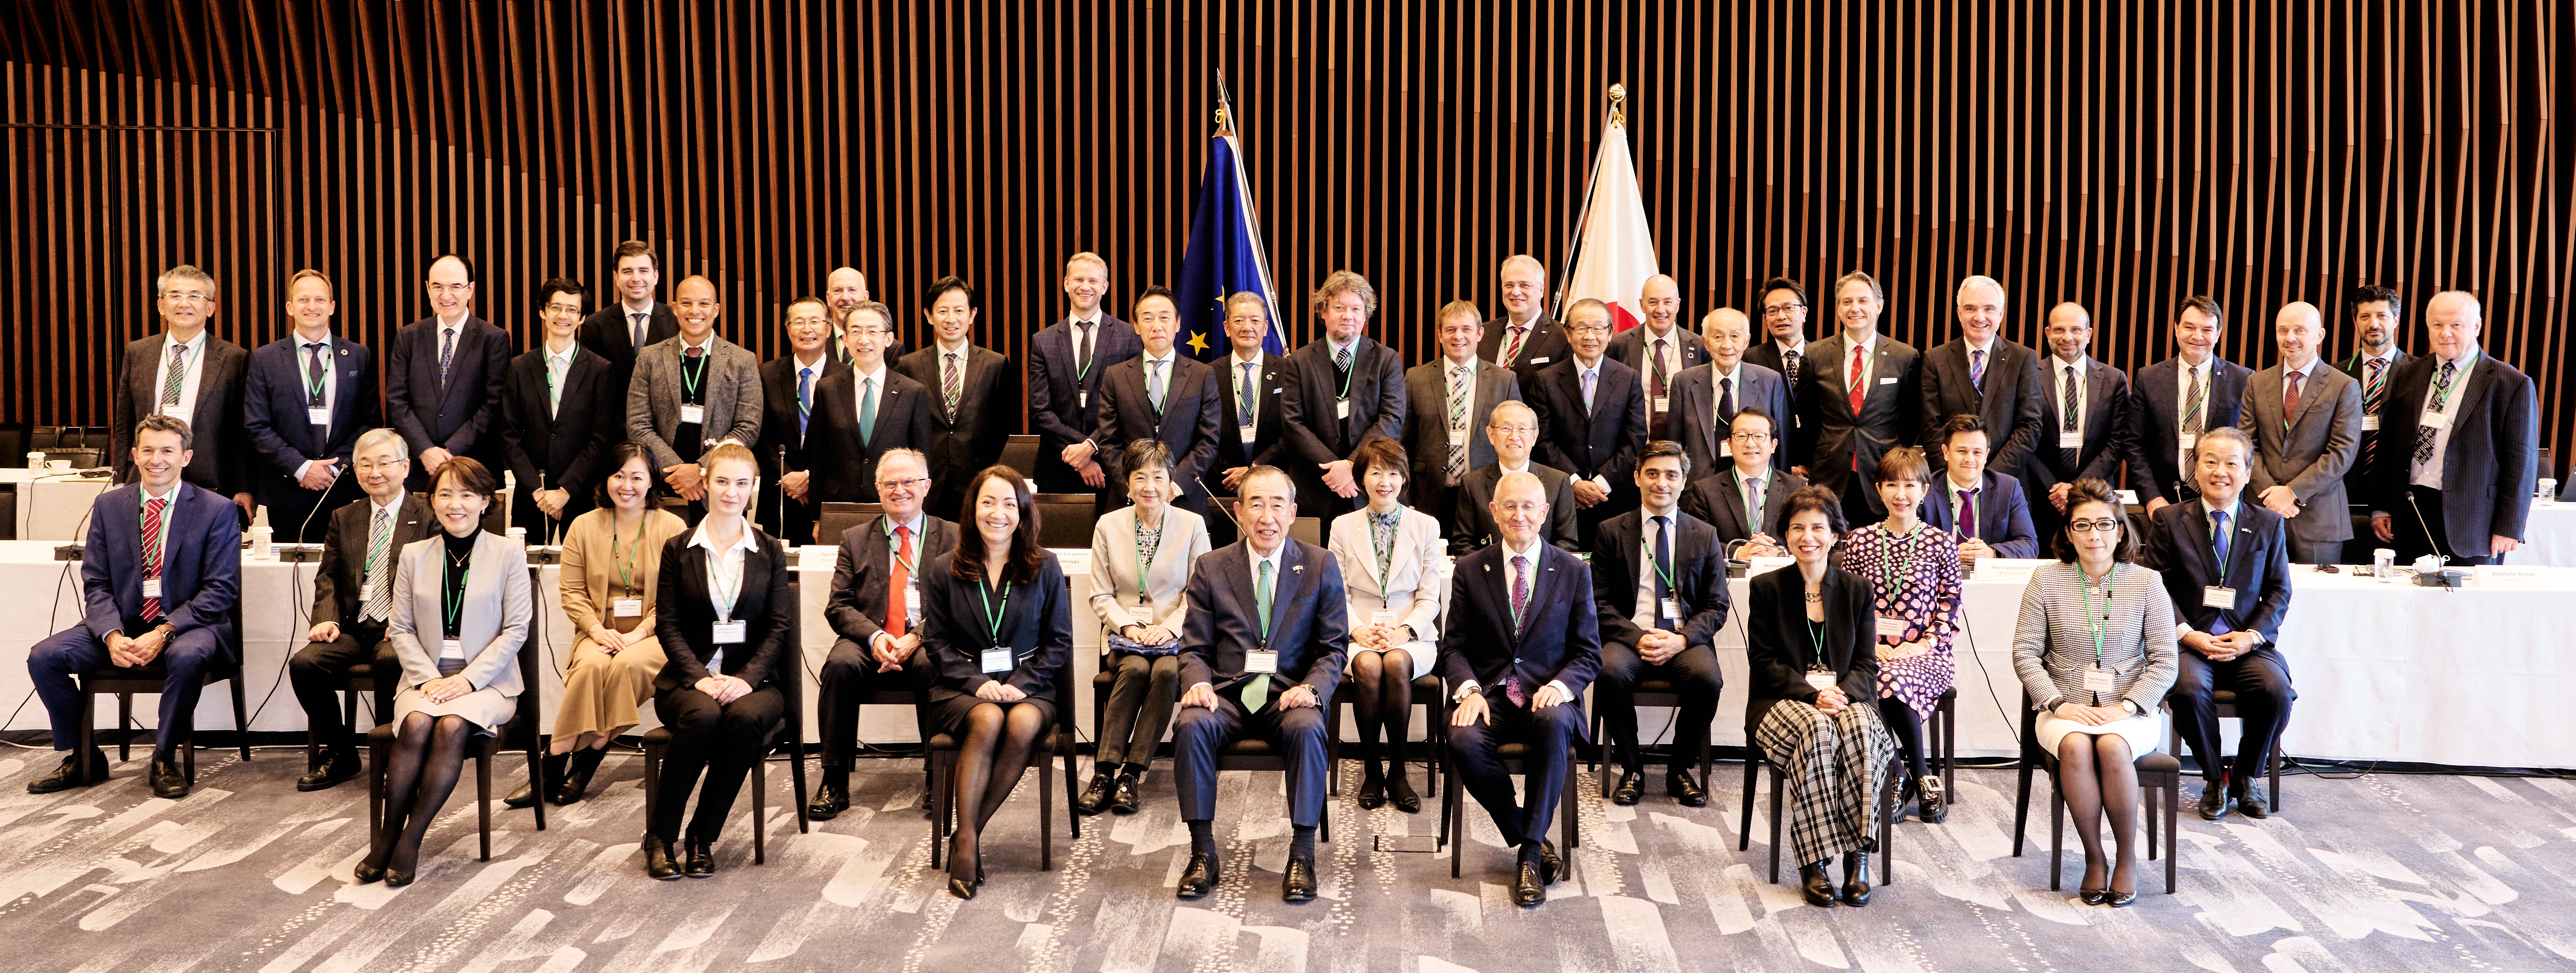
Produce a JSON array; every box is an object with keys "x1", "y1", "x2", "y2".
[{"x1": 552, "y1": 507, "x2": 689, "y2": 746}]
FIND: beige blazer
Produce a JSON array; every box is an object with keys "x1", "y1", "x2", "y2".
[
  {"x1": 1327, "y1": 505, "x2": 1446, "y2": 647},
  {"x1": 1089, "y1": 504, "x2": 1211, "y2": 637},
  {"x1": 386, "y1": 531, "x2": 531, "y2": 728},
  {"x1": 559, "y1": 506, "x2": 690, "y2": 638}
]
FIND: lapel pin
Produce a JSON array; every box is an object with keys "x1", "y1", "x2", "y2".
[
  {"x1": 1292, "y1": 565, "x2": 1303, "y2": 573},
  {"x1": 1483, "y1": 564, "x2": 1492, "y2": 572}
]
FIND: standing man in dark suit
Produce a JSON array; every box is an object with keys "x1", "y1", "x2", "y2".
[
  {"x1": 2339, "y1": 285, "x2": 2411, "y2": 557},
  {"x1": 1443, "y1": 471, "x2": 1601, "y2": 907},
  {"x1": 2237, "y1": 302, "x2": 2364, "y2": 565},
  {"x1": 2024, "y1": 302, "x2": 2133, "y2": 539},
  {"x1": 1170, "y1": 466, "x2": 1348, "y2": 903},
  {"x1": 898, "y1": 275, "x2": 1022, "y2": 519},
  {"x1": 755, "y1": 296, "x2": 847, "y2": 544},
  {"x1": 24, "y1": 415, "x2": 240, "y2": 798},
  {"x1": 1278, "y1": 270, "x2": 1406, "y2": 522},
  {"x1": 1668, "y1": 308, "x2": 1788, "y2": 481},
  {"x1": 2138, "y1": 428, "x2": 2295, "y2": 821},
  {"x1": 627, "y1": 274, "x2": 763, "y2": 522},
  {"x1": 2128, "y1": 296, "x2": 2253, "y2": 515},
  {"x1": 1592, "y1": 442, "x2": 1729, "y2": 807},
  {"x1": 808, "y1": 302, "x2": 937, "y2": 504},
  {"x1": 1452, "y1": 400, "x2": 1582, "y2": 553},
  {"x1": 1029, "y1": 252, "x2": 1140, "y2": 495},
  {"x1": 1207, "y1": 292, "x2": 1291, "y2": 548},
  {"x1": 1606, "y1": 275, "x2": 1710, "y2": 440},
  {"x1": 1792, "y1": 272, "x2": 1923, "y2": 524},
  {"x1": 500, "y1": 279, "x2": 620, "y2": 542},
  {"x1": 577, "y1": 240, "x2": 679, "y2": 398},
  {"x1": 1403, "y1": 299, "x2": 1522, "y2": 534},
  {"x1": 1095, "y1": 286, "x2": 1222, "y2": 518},
  {"x1": 1743, "y1": 276, "x2": 1813, "y2": 467},
  {"x1": 112, "y1": 263, "x2": 252, "y2": 519},
  {"x1": 385, "y1": 254, "x2": 511, "y2": 491},
  {"x1": 1680, "y1": 408, "x2": 1806, "y2": 555},
  {"x1": 1919, "y1": 275, "x2": 2045, "y2": 480},
  {"x1": 285, "y1": 429, "x2": 429, "y2": 791},
  {"x1": 244, "y1": 269, "x2": 376, "y2": 542},
  {"x1": 824, "y1": 266, "x2": 905, "y2": 365},
  {"x1": 1919, "y1": 414, "x2": 2040, "y2": 559},
  {"x1": 2368, "y1": 291, "x2": 2539, "y2": 566},
  {"x1": 1480, "y1": 255, "x2": 1570, "y2": 387},
  {"x1": 1528, "y1": 299, "x2": 1650, "y2": 545},
  {"x1": 808, "y1": 448, "x2": 955, "y2": 820}
]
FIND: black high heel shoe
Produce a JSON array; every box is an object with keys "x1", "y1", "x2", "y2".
[
  {"x1": 383, "y1": 869, "x2": 415, "y2": 888},
  {"x1": 947, "y1": 834, "x2": 979, "y2": 900},
  {"x1": 1386, "y1": 768, "x2": 1421, "y2": 814},
  {"x1": 2078, "y1": 859, "x2": 2109, "y2": 905},
  {"x1": 353, "y1": 859, "x2": 387, "y2": 884},
  {"x1": 1356, "y1": 763, "x2": 1387, "y2": 810}
]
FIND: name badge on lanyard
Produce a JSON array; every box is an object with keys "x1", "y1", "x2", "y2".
[
  {"x1": 2059, "y1": 431, "x2": 2085, "y2": 450},
  {"x1": 162, "y1": 403, "x2": 194, "y2": 427},
  {"x1": 906, "y1": 580, "x2": 923, "y2": 625},
  {"x1": 1658, "y1": 597, "x2": 1682, "y2": 622},
  {"x1": 2177, "y1": 432, "x2": 2198, "y2": 451},
  {"x1": 679, "y1": 403, "x2": 706, "y2": 425},
  {"x1": 1875, "y1": 616, "x2": 1908, "y2": 640},
  {"x1": 441, "y1": 638, "x2": 464, "y2": 659},
  {"x1": 1370, "y1": 609, "x2": 1397, "y2": 627},
  {"x1": 2082, "y1": 667, "x2": 2116, "y2": 693},
  {"x1": 1335, "y1": 400, "x2": 1350, "y2": 420},
  {"x1": 614, "y1": 598, "x2": 644, "y2": 617},
  {"x1": 711, "y1": 620, "x2": 747, "y2": 644},
  {"x1": 2418, "y1": 409, "x2": 2450, "y2": 432},
  {"x1": 1651, "y1": 396, "x2": 1670, "y2": 412},
  {"x1": 308, "y1": 407, "x2": 332, "y2": 427},
  {"x1": 2361, "y1": 415, "x2": 2381, "y2": 432},
  {"x1": 1078, "y1": 391, "x2": 1088, "y2": 409},
  {"x1": 1246, "y1": 650, "x2": 1280, "y2": 674},
  {"x1": 2201, "y1": 586, "x2": 2236, "y2": 609},
  {"x1": 142, "y1": 578, "x2": 163, "y2": 599},
  {"x1": 981, "y1": 648, "x2": 1014, "y2": 673},
  {"x1": 1239, "y1": 425, "x2": 1259, "y2": 444},
  {"x1": 1804, "y1": 667, "x2": 1835, "y2": 691}
]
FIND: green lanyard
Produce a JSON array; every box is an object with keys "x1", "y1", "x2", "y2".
[
  {"x1": 611, "y1": 513, "x2": 646, "y2": 596},
  {"x1": 1870, "y1": 528, "x2": 1920, "y2": 607},
  {"x1": 2427, "y1": 350, "x2": 2477, "y2": 413},
  {"x1": 1332, "y1": 342, "x2": 1357, "y2": 402},
  {"x1": 1803, "y1": 615, "x2": 1829, "y2": 671},
  {"x1": 707, "y1": 545, "x2": 743, "y2": 623},
  {"x1": 303, "y1": 345, "x2": 329, "y2": 402},
  {"x1": 443, "y1": 544, "x2": 470, "y2": 634},
  {"x1": 679, "y1": 346, "x2": 708, "y2": 402},
  {"x1": 977, "y1": 579, "x2": 1014, "y2": 647},
  {"x1": 1132, "y1": 516, "x2": 1163, "y2": 605},
  {"x1": 886, "y1": 519, "x2": 918, "y2": 575},
  {"x1": 2078, "y1": 565, "x2": 2112, "y2": 667}
]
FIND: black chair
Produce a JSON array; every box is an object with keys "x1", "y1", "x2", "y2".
[
  {"x1": 815, "y1": 502, "x2": 882, "y2": 545},
  {"x1": 1031, "y1": 494, "x2": 1096, "y2": 548},
  {"x1": 1438, "y1": 688, "x2": 1581, "y2": 877},
  {"x1": 928, "y1": 662, "x2": 1081, "y2": 870},
  {"x1": 2012, "y1": 692, "x2": 2180, "y2": 894},
  {"x1": 304, "y1": 659, "x2": 393, "y2": 769},
  {"x1": 1328, "y1": 671, "x2": 1447, "y2": 800},
  {"x1": 1587, "y1": 679, "x2": 1726, "y2": 798},
  {"x1": 2165, "y1": 690, "x2": 2283, "y2": 811},
  {"x1": 76, "y1": 647, "x2": 252, "y2": 785},
  {"x1": 367, "y1": 589, "x2": 552, "y2": 862},
  {"x1": 1734, "y1": 699, "x2": 1900, "y2": 886},
  {"x1": 639, "y1": 575, "x2": 811, "y2": 865},
  {"x1": 998, "y1": 435, "x2": 1041, "y2": 481},
  {"x1": 0, "y1": 422, "x2": 28, "y2": 465},
  {"x1": 28, "y1": 425, "x2": 64, "y2": 453}
]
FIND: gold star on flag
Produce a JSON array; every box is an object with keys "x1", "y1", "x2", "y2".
[{"x1": 1185, "y1": 331, "x2": 1210, "y2": 355}]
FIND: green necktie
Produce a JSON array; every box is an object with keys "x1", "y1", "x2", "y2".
[
  {"x1": 1243, "y1": 558, "x2": 1275, "y2": 711},
  {"x1": 858, "y1": 376, "x2": 878, "y2": 444}
]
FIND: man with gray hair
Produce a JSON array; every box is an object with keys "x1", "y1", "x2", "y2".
[
  {"x1": 1919, "y1": 274, "x2": 2045, "y2": 479},
  {"x1": 112, "y1": 263, "x2": 252, "y2": 519},
  {"x1": 286, "y1": 428, "x2": 432, "y2": 790},
  {"x1": 2368, "y1": 291, "x2": 2539, "y2": 565},
  {"x1": 809, "y1": 447, "x2": 956, "y2": 819}
]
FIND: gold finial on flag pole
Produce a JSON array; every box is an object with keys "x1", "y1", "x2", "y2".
[{"x1": 1607, "y1": 82, "x2": 1627, "y2": 127}]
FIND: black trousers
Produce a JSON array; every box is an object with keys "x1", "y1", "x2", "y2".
[
  {"x1": 651, "y1": 682, "x2": 786, "y2": 841},
  {"x1": 2389, "y1": 484, "x2": 2495, "y2": 566},
  {"x1": 1450, "y1": 692, "x2": 1584, "y2": 849},
  {"x1": 2166, "y1": 645, "x2": 2295, "y2": 785},
  {"x1": 1096, "y1": 652, "x2": 1183, "y2": 768},
  {"x1": 1594, "y1": 641, "x2": 1721, "y2": 775},
  {"x1": 1171, "y1": 689, "x2": 1331, "y2": 827},
  {"x1": 288, "y1": 622, "x2": 397, "y2": 753},
  {"x1": 814, "y1": 639, "x2": 931, "y2": 769}
]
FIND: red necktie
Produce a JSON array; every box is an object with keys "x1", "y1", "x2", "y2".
[
  {"x1": 886, "y1": 525, "x2": 912, "y2": 637},
  {"x1": 140, "y1": 496, "x2": 168, "y2": 621},
  {"x1": 2283, "y1": 370, "x2": 2303, "y2": 422},
  {"x1": 1849, "y1": 344, "x2": 1866, "y2": 471}
]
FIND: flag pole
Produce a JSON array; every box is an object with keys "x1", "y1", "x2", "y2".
[{"x1": 1553, "y1": 83, "x2": 1627, "y2": 317}]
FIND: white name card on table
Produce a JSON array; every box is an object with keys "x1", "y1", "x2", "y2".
[
  {"x1": 2475, "y1": 566, "x2": 2553, "y2": 590},
  {"x1": 1744, "y1": 557, "x2": 1795, "y2": 578},
  {"x1": 798, "y1": 545, "x2": 838, "y2": 570},
  {"x1": 1974, "y1": 558, "x2": 2050, "y2": 584},
  {"x1": 1051, "y1": 548, "x2": 1093, "y2": 576}
]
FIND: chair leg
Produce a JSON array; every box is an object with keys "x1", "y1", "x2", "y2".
[
  {"x1": 1879, "y1": 758, "x2": 1896, "y2": 886},
  {"x1": 642, "y1": 747, "x2": 663, "y2": 841},
  {"x1": 2011, "y1": 762, "x2": 2034, "y2": 857},
  {"x1": 79, "y1": 686, "x2": 98, "y2": 785},
  {"x1": 792, "y1": 738, "x2": 812, "y2": 835},
  {"x1": 118, "y1": 692, "x2": 133, "y2": 763},
  {"x1": 1041, "y1": 762, "x2": 1056, "y2": 872},
  {"x1": 2165, "y1": 778, "x2": 2179, "y2": 893},
  {"x1": 1592, "y1": 709, "x2": 1607, "y2": 797},
  {"x1": 2270, "y1": 746, "x2": 2283, "y2": 811},
  {"x1": 477, "y1": 749, "x2": 493, "y2": 862},
  {"x1": 1737, "y1": 753, "x2": 1758, "y2": 852},
  {"x1": 1767, "y1": 763, "x2": 1786, "y2": 883},
  {"x1": 183, "y1": 707, "x2": 197, "y2": 784},
  {"x1": 1446, "y1": 749, "x2": 1463, "y2": 878},
  {"x1": 2146, "y1": 777, "x2": 2161, "y2": 861},
  {"x1": 231, "y1": 672, "x2": 249, "y2": 761},
  {"x1": 368, "y1": 735, "x2": 387, "y2": 855},
  {"x1": 2048, "y1": 784, "x2": 2064, "y2": 891},
  {"x1": 1562, "y1": 750, "x2": 1579, "y2": 850},
  {"x1": 752, "y1": 753, "x2": 768, "y2": 865},
  {"x1": 1064, "y1": 736, "x2": 1081, "y2": 841}
]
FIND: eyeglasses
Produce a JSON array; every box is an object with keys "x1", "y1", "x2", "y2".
[
  {"x1": 1730, "y1": 431, "x2": 1774, "y2": 443},
  {"x1": 877, "y1": 476, "x2": 929, "y2": 491},
  {"x1": 161, "y1": 291, "x2": 212, "y2": 304},
  {"x1": 1762, "y1": 303, "x2": 1804, "y2": 316},
  {"x1": 426, "y1": 282, "x2": 472, "y2": 295},
  {"x1": 1566, "y1": 324, "x2": 1610, "y2": 334},
  {"x1": 2067, "y1": 519, "x2": 2123, "y2": 534}
]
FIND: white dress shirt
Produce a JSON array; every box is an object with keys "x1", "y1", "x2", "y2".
[
  {"x1": 154, "y1": 330, "x2": 210, "y2": 420},
  {"x1": 1841, "y1": 333, "x2": 1878, "y2": 395},
  {"x1": 1445, "y1": 356, "x2": 1478, "y2": 442},
  {"x1": 690, "y1": 520, "x2": 762, "y2": 671},
  {"x1": 2408, "y1": 348, "x2": 2480, "y2": 491},
  {"x1": 2175, "y1": 356, "x2": 2214, "y2": 471},
  {"x1": 1139, "y1": 350, "x2": 1177, "y2": 408},
  {"x1": 138, "y1": 481, "x2": 181, "y2": 584},
  {"x1": 290, "y1": 336, "x2": 341, "y2": 481},
  {"x1": 1455, "y1": 535, "x2": 1572, "y2": 702},
  {"x1": 1230, "y1": 351, "x2": 1265, "y2": 430},
  {"x1": 2053, "y1": 355, "x2": 2090, "y2": 439},
  {"x1": 2177, "y1": 497, "x2": 2265, "y2": 646},
  {"x1": 1632, "y1": 509, "x2": 1680, "y2": 630}
]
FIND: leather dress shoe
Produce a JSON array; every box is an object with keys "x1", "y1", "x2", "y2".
[
  {"x1": 1841, "y1": 852, "x2": 1873, "y2": 906},
  {"x1": 2196, "y1": 782, "x2": 2233, "y2": 821},
  {"x1": 642, "y1": 834, "x2": 682, "y2": 880},
  {"x1": 1176, "y1": 852, "x2": 1219, "y2": 898},
  {"x1": 149, "y1": 755, "x2": 189, "y2": 799},
  {"x1": 1111, "y1": 768, "x2": 1144, "y2": 815},
  {"x1": 683, "y1": 839, "x2": 715, "y2": 877},
  {"x1": 507, "y1": 753, "x2": 567, "y2": 808},
  {"x1": 1512, "y1": 862, "x2": 1548, "y2": 907},
  {"x1": 1077, "y1": 771, "x2": 1118, "y2": 815},
  {"x1": 1917, "y1": 774, "x2": 1949, "y2": 823},
  {"x1": 550, "y1": 748, "x2": 605, "y2": 805},
  {"x1": 298, "y1": 752, "x2": 361, "y2": 792},
  {"x1": 1798, "y1": 861, "x2": 1840, "y2": 907},
  {"x1": 807, "y1": 781, "x2": 850, "y2": 820},
  {"x1": 1282, "y1": 855, "x2": 1318, "y2": 902},
  {"x1": 1668, "y1": 770, "x2": 1708, "y2": 807},
  {"x1": 27, "y1": 751, "x2": 111, "y2": 794},
  {"x1": 2235, "y1": 788, "x2": 2270, "y2": 820},
  {"x1": 1610, "y1": 768, "x2": 1644, "y2": 806},
  {"x1": 1539, "y1": 840, "x2": 1563, "y2": 885}
]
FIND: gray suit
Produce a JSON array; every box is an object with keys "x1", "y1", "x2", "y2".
[
  {"x1": 386, "y1": 532, "x2": 532, "y2": 730},
  {"x1": 1401, "y1": 357, "x2": 1522, "y2": 526},
  {"x1": 1665, "y1": 362, "x2": 1788, "y2": 481},
  {"x1": 626, "y1": 335, "x2": 765, "y2": 471},
  {"x1": 2236, "y1": 361, "x2": 2363, "y2": 559}
]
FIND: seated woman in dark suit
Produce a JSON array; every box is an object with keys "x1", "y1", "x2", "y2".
[
  {"x1": 923, "y1": 465, "x2": 1074, "y2": 900},
  {"x1": 1743, "y1": 485, "x2": 1895, "y2": 908},
  {"x1": 361, "y1": 457, "x2": 532, "y2": 888},
  {"x1": 642, "y1": 442, "x2": 795, "y2": 880}
]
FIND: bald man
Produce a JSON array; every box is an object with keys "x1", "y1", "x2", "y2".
[
  {"x1": 1480, "y1": 255, "x2": 1572, "y2": 386},
  {"x1": 627, "y1": 274, "x2": 764, "y2": 519},
  {"x1": 824, "y1": 267, "x2": 907, "y2": 365},
  {"x1": 2022, "y1": 302, "x2": 2131, "y2": 539},
  {"x1": 1666, "y1": 308, "x2": 1788, "y2": 480},
  {"x1": 1919, "y1": 276, "x2": 2045, "y2": 479},
  {"x1": 2235, "y1": 302, "x2": 2363, "y2": 564},
  {"x1": 385, "y1": 254, "x2": 512, "y2": 489},
  {"x1": 1605, "y1": 274, "x2": 1710, "y2": 440}
]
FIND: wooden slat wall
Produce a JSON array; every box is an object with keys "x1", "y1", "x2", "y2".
[{"x1": 4, "y1": 1, "x2": 2568, "y2": 470}]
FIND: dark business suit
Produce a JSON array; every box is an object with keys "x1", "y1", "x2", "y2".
[
  {"x1": 1207, "y1": 352, "x2": 1292, "y2": 547},
  {"x1": 1680, "y1": 467, "x2": 1808, "y2": 550},
  {"x1": 288, "y1": 494, "x2": 433, "y2": 754},
  {"x1": 242, "y1": 336, "x2": 377, "y2": 542},
  {"x1": 1792, "y1": 333, "x2": 1922, "y2": 521},
  {"x1": 28, "y1": 483, "x2": 241, "y2": 757},
  {"x1": 919, "y1": 551, "x2": 1074, "y2": 731},
  {"x1": 578, "y1": 301, "x2": 681, "y2": 402},
  {"x1": 1172, "y1": 540, "x2": 1350, "y2": 827},
  {"x1": 898, "y1": 343, "x2": 1022, "y2": 519},
  {"x1": 1919, "y1": 338, "x2": 2047, "y2": 479},
  {"x1": 1028, "y1": 314, "x2": 1140, "y2": 494},
  {"x1": 385, "y1": 315, "x2": 513, "y2": 490},
  {"x1": 1481, "y1": 312, "x2": 1572, "y2": 387},
  {"x1": 2336, "y1": 349, "x2": 2412, "y2": 526},
  {"x1": 1920, "y1": 470, "x2": 2041, "y2": 559},
  {"x1": 1441, "y1": 542, "x2": 1601, "y2": 851},
  {"x1": 816, "y1": 515, "x2": 960, "y2": 770},
  {"x1": 2024, "y1": 356, "x2": 2134, "y2": 538},
  {"x1": 1744, "y1": 339, "x2": 1810, "y2": 424},
  {"x1": 1742, "y1": 565, "x2": 1878, "y2": 729},
  {"x1": 1528, "y1": 356, "x2": 1650, "y2": 544},
  {"x1": 2126, "y1": 356, "x2": 2253, "y2": 506},
  {"x1": 2138, "y1": 499, "x2": 2295, "y2": 788},
  {"x1": 1589, "y1": 510, "x2": 1729, "y2": 776},
  {"x1": 1401, "y1": 357, "x2": 1523, "y2": 532},
  {"x1": 1667, "y1": 362, "x2": 1789, "y2": 482},
  {"x1": 805, "y1": 365, "x2": 938, "y2": 504},
  {"x1": 651, "y1": 530, "x2": 795, "y2": 842},
  {"x1": 498, "y1": 344, "x2": 620, "y2": 540},
  {"x1": 2369, "y1": 350, "x2": 2539, "y2": 564},
  {"x1": 1095, "y1": 353, "x2": 1222, "y2": 518},
  {"x1": 2236, "y1": 361, "x2": 2364, "y2": 563},
  {"x1": 1450, "y1": 462, "x2": 1583, "y2": 554},
  {"x1": 111, "y1": 333, "x2": 251, "y2": 499},
  {"x1": 754, "y1": 354, "x2": 851, "y2": 544},
  {"x1": 1605, "y1": 325, "x2": 1710, "y2": 439},
  {"x1": 1279, "y1": 336, "x2": 1407, "y2": 521}
]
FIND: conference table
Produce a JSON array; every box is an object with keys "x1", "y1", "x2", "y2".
[
  {"x1": 5, "y1": 540, "x2": 2573, "y2": 770},
  {"x1": 2, "y1": 468, "x2": 114, "y2": 542},
  {"x1": 2507, "y1": 499, "x2": 2576, "y2": 568}
]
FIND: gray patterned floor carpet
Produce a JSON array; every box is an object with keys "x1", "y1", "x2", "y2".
[{"x1": 2, "y1": 747, "x2": 2573, "y2": 972}]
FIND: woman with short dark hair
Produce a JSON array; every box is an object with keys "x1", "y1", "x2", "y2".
[
  {"x1": 1079, "y1": 441, "x2": 1211, "y2": 816},
  {"x1": 1836, "y1": 445, "x2": 1964, "y2": 823},
  {"x1": 1327, "y1": 437, "x2": 1444, "y2": 812}
]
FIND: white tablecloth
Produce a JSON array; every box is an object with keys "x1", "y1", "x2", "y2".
[
  {"x1": 2, "y1": 469, "x2": 114, "y2": 542},
  {"x1": 2505, "y1": 501, "x2": 2576, "y2": 568}
]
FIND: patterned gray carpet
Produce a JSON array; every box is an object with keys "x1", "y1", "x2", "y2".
[{"x1": 2, "y1": 746, "x2": 2573, "y2": 972}]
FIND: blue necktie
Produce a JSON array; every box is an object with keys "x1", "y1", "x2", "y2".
[
  {"x1": 795, "y1": 366, "x2": 813, "y2": 437},
  {"x1": 2208, "y1": 509, "x2": 2233, "y2": 635}
]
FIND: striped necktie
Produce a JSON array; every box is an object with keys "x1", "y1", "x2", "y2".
[
  {"x1": 362, "y1": 508, "x2": 394, "y2": 622},
  {"x1": 160, "y1": 343, "x2": 189, "y2": 410},
  {"x1": 943, "y1": 351, "x2": 964, "y2": 421},
  {"x1": 2361, "y1": 358, "x2": 2387, "y2": 471},
  {"x1": 1446, "y1": 365, "x2": 1470, "y2": 482},
  {"x1": 139, "y1": 496, "x2": 168, "y2": 621}
]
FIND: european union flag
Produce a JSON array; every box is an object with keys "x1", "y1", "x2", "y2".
[{"x1": 1173, "y1": 123, "x2": 1283, "y2": 363}]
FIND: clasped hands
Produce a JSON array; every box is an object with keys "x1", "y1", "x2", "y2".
[
  {"x1": 2182, "y1": 629, "x2": 2258, "y2": 662},
  {"x1": 694, "y1": 673, "x2": 754, "y2": 704},
  {"x1": 1178, "y1": 681, "x2": 1318, "y2": 711},
  {"x1": 106, "y1": 627, "x2": 172, "y2": 668}
]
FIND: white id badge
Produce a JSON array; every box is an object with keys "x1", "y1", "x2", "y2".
[
  {"x1": 613, "y1": 598, "x2": 643, "y2": 618},
  {"x1": 1804, "y1": 669, "x2": 1836, "y2": 691},
  {"x1": 1658, "y1": 597, "x2": 1683, "y2": 620},
  {"x1": 1238, "y1": 425, "x2": 1259, "y2": 444},
  {"x1": 161, "y1": 404, "x2": 193, "y2": 427},
  {"x1": 1528, "y1": 356, "x2": 1550, "y2": 365},
  {"x1": 307, "y1": 407, "x2": 332, "y2": 427},
  {"x1": 1652, "y1": 396, "x2": 1670, "y2": 412},
  {"x1": 2177, "y1": 433, "x2": 2198, "y2": 451},
  {"x1": 1246, "y1": 650, "x2": 1280, "y2": 674},
  {"x1": 2082, "y1": 667, "x2": 2116, "y2": 693},
  {"x1": 1875, "y1": 616, "x2": 1908, "y2": 639},
  {"x1": 905, "y1": 580, "x2": 923, "y2": 624},
  {"x1": 1879, "y1": 377, "x2": 1898, "y2": 385},
  {"x1": 711, "y1": 620, "x2": 747, "y2": 644},
  {"x1": 1370, "y1": 610, "x2": 1396, "y2": 626},
  {"x1": 2059, "y1": 432, "x2": 2085, "y2": 449},
  {"x1": 2361, "y1": 415, "x2": 2381, "y2": 432},
  {"x1": 679, "y1": 403, "x2": 706, "y2": 425},
  {"x1": 142, "y1": 579, "x2": 163, "y2": 599},
  {"x1": 980, "y1": 649, "x2": 1014, "y2": 673},
  {"x1": 2201, "y1": 586, "x2": 2236, "y2": 608},
  {"x1": 441, "y1": 638, "x2": 464, "y2": 659},
  {"x1": 1335, "y1": 400, "x2": 1351, "y2": 419},
  {"x1": 1078, "y1": 391, "x2": 1088, "y2": 409},
  {"x1": 1718, "y1": 441, "x2": 1733, "y2": 459},
  {"x1": 2419, "y1": 409, "x2": 2450, "y2": 431}
]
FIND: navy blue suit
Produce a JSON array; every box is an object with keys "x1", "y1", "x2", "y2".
[
  {"x1": 1027, "y1": 314, "x2": 1140, "y2": 493},
  {"x1": 2126, "y1": 356, "x2": 2253, "y2": 506},
  {"x1": 1441, "y1": 542, "x2": 1600, "y2": 850},
  {"x1": 385, "y1": 315, "x2": 512, "y2": 490},
  {"x1": 1173, "y1": 539, "x2": 1349, "y2": 827},
  {"x1": 1590, "y1": 510, "x2": 1729, "y2": 776},
  {"x1": 242, "y1": 336, "x2": 378, "y2": 543},
  {"x1": 2137, "y1": 498, "x2": 2296, "y2": 787},
  {"x1": 1921, "y1": 470, "x2": 2042, "y2": 559},
  {"x1": 29, "y1": 483, "x2": 242, "y2": 755}
]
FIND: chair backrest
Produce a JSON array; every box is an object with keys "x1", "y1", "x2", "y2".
[
  {"x1": 1289, "y1": 516, "x2": 1322, "y2": 548},
  {"x1": 28, "y1": 426, "x2": 63, "y2": 452},
  {"x1": 45, "y1": 447, "x2": 106, "y2": 470},
  {"x1": 998, "y1": 434, "x2": 1041, "y2": 481},
  {"x1": 1031, "y1": 493, "x2": 1094, "y2": 549},
  {"x1": 816, "y1": 502, "x2": 881, "y2": 546},
  {"x1": 0, "y1": 423, "x2": 27, "y2": 465}
]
